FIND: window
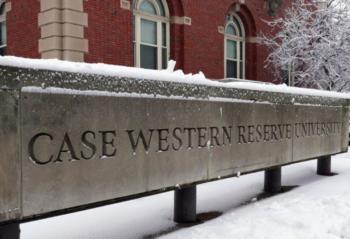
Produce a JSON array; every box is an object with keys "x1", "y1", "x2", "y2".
[
  {"x1": 134, "y1": 0, "x2": 170, "y2": 70},
  {"x1": 0, "y1": 2, "x2": 6, "y2": 56},
  {"x1": 225, "y1": 14, "x2": 245, "y2": 79}
]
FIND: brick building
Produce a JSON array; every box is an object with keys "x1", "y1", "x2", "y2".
[{"x1": 2, "y1": 0, "x2": 293, "y2": 82}]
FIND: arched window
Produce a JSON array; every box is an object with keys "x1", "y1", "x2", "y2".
[
  {"x1": 225, "y1": 14, "x2": 245, "y2": 79},
  {"x1": 0, "y1": 2, "x2": 6, "y2": 56},
  {"x1": 134, "y1": 0, "x2": 170, "y2": 70}
]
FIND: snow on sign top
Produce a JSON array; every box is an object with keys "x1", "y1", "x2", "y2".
[{"x1": 0, "y1": 56, "x2": 349, "y2": 99}]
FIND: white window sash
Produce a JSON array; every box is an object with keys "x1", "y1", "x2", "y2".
[
  {"x1": 224, "y1": 14, "x2": 246, "y2": 79},
  {"x1": 224, "y1": 39, "x2": 245, "y2": 79},
  {"x1": 134, "y1": 13, "x2": 169, "y2": 69}
]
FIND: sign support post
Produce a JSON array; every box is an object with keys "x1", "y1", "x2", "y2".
[
  {"x1": 264, "y1": 167, "x2": 282, "y2": 194},
  {"x1": 174, "y1": 186, "x2": 197, "y2": 223},
  {"x1": 0, "y1": 222, "x2": 20, "y2": 239},
  {"x1": 317, "y1": 156, "x2": 332, "y2": 176}
]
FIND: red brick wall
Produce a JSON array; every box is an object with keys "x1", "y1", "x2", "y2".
[
  {"x1": 7, "y1": 0, "x2": 40, "y2": 58},
  {"x1": 181, "y1": 0, "x2": 291, "y2": 82},
  {"x1": 84, "y1": 0, "x2": 133, "y2": 66},
  {"x1": 6, "y1": 0, "x2": 293, "y2": 83}
]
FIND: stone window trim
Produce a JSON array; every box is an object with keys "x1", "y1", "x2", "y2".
[
  {"x1": 171, "y1": 16, "x2": 191, "y2": 26},
  {"x1": 120, "y1": 0, "x2": 131, "y2": 10}
]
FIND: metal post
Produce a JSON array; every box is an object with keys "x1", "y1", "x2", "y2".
[
  {"x1": 317, "y1": 156, "x2": 332, "y2": 176},
  {"x1": 0, "y1": 222, "x2": 20, "y2": 239},
  {"x1": 174, "y1": 185, "x2": 197, "y2": 223},
  {"x1": 264, "y1": 166, "x2": 282, "y2": 194}
]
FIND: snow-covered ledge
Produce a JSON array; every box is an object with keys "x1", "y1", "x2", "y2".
[{"x1": 0, "y1": 56, "x2": 349, "y2": 104}]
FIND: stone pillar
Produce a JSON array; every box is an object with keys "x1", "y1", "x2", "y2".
[
  {"x1": 264, "y1": 166, "x2": 282, "y2": 194},
  {"x1": 38, "y1": 0, "x2": 88, "y2": 62},
  {"x1": 0, "y1": 222, "x2": 20, "y2": 239},
  {"x1": 317, "y1": 156, "x2": 332, "y2": 176},
  {"x1": 174, "y1": 186, "x2": 197, "y2": 223}
]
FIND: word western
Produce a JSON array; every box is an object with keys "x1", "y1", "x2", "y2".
[
  {"x1": 127, "y1": 127, "x2": 233, "y2": 151},
  {"x1": 28, "y1": 122, "x2": 343, "y2": 165}
]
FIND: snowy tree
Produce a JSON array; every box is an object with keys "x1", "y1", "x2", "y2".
[{"x1": 261, "y1": 0, "x2": 350, "y2": 92}]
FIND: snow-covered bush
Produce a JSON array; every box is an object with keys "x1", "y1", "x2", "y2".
[{"x1": 261, "y1": 0, "x2": 350, "y2": 92}]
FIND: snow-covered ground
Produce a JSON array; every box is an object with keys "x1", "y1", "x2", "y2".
[{"x1": 21, "y1": 150, "x2": 350, "y2": 239}]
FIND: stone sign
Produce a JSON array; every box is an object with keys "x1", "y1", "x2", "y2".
[{"x1": 0, "y1": 65, "x2": 348, "y2": 223}]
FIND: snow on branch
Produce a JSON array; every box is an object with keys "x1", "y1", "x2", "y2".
[{"x1": 260, "y1": 0, "x2": 350, "y2": 92}]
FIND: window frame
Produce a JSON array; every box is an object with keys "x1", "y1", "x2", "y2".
[
  {"x1": 134, "y1": 0, "x2": 170, "y2": 70},
  {"x1": 0, "y1": 2, "x2": 6, "y2": 55},
  {"x1": 224, "y1": 13, "x2": 246, "y2": 79}
]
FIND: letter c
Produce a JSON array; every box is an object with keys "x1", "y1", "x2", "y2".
[{"x1": 28, "y1": 133, "x2": 54, "y2": 165}]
